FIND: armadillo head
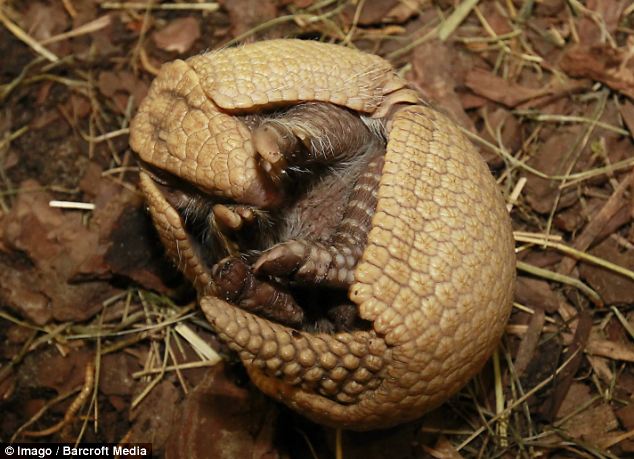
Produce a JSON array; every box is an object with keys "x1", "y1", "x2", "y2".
[{"x1": 130, "y1": 59, "x2": 283, "y2": 209}]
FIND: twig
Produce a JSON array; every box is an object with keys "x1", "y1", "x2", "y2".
[
  {"x1": 456, "y1": 350, "x2": 581, "y2": 451},
  {"x1": 40, "y1": 15, "x2": 111, "y2": 45},
  {"x1": 101, "y1": 2, "x2": 219, "y2": 11},
  {"x1": 558, "y1": 169, "x2": 634, "y2": 275},
  {"x1": 21, "y1": 362, "x2": 95, "y2": 438},
  {"x1": 515, "y1": 233, "x2": 634, "y2": 282},
  {"x1": 438, "y1": 0, "x2": 481, "y2": 41},
  {"x1": 0, "y1": 10, "x2": 58, "y2": 62},
  {"x1": 49, "y1": 200, "x2": 95, "y2": 210},
  {"x1": 516, "y1": 261, "x2": 602, "y2": 306}
]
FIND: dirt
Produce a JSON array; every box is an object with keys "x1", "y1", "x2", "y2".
[{"x1": 1, "y1": 1, "x2": 633, "y2": 458}]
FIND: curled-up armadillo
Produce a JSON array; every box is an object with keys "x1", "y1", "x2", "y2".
[{"x1": 130, "y1": 39, "x2": 515, "y2": 430}]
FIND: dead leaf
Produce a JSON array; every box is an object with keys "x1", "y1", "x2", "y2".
[
  {"x1": 557, "y1": 382, "x2": 620, "y2": 445},
  {"x1": 129, "y1": 380, "x2": 180, "y2": 455},
  {"x1": 560, "y1": 43, "x2": 634, "y2": 100},
  {"x1": 577, "y1": 0, "x2": 628, "y2": 45},
  {"x1": 466, "y1": 68, "x2": 589, "y2": 108},
  {"x1": 279, "y1": 0, "x2": 314, "y2": 7},
  {"x1": 559, "y1": 171, "x2": 634, "y2": 275},
  {"x1": 342, "y1": 0, "x2": 400, "y2": 26},
  {"x1": 587, "y1": 338, "x2": 634, "y2": 362},
  {"x1": 478, "y1": 107, "x2": 521, "y2": 166},
  {"x1": 19, "y1": 347, "x2": 92, "y2": 395},
  {"x1": 478, "y1": 2, "x2": 512, "y2": 35},
  {"x1": 619, "y1": 100, "x2": 634, "y2": 136},
  {"x1": 465, "y1": 68, "x2": 546, "y2": 107},
  {"x1": 579, "y1": 238, "x2": 634, "y2": 304},
  {"x1": 74, "y1": 163, "x2": 180, "y2": 294},
  {"x1": 422, "y1": 436, "x2": 465, "y2": 459},
  {"x1": 513, "y1": 307, "x2": 545, "y2": 377},
  {"x1": 617, "y1": 403, "x2": 634, "y2": 430},
  {"x1": 165, "y1": 364, "x2": 279, "y2": 459},
  {"x1": 24, "y1": 2, "x2": 68, "y2": 42},
  {"x1": 411, "y1": 40, "x2": 474, "y2": 131},
  {"x1": 152, "y1": 17, "x2": 200, "y2": 54},
  {"x1": 385, "y1": 0, "x2": 419, "y2": 23},
  {"x1": 523, "y1": 126, "x2": 583, "y2": 214},
  {"x1": 542, "y1": 310, "x2": 592, "y2": 421},
  {"x1": 219, "y1": 0, "x2": 278, "y2": 38},
  {"x1": 0, "y1": 180, "x2": 115, "y2": 323},
  {"x1": 98, "y1": 71, "x2": 148, "y2": 113},
  {"x1": 99, "y1": 354, "x2": 139, "y2": 397},
  {"x1": 515, "y1": 277, "x2": 560, "y2": 313}
]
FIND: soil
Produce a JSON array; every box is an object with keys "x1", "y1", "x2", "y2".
[{"x1": 1, "y1": 1, "x2": 633, "y2": 458}]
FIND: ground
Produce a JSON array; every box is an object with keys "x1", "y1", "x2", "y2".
[{"x1": 1, "y1": 1, "x2": 634, "y2": 458}]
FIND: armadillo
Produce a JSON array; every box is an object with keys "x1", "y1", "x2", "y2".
[{"x1": 129, "y1": 39, "x2": 515, "y2": 430}]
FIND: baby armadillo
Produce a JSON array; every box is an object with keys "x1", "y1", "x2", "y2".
[{"x1": 129, "y1": 39, "x2": 515, "y2": 430}]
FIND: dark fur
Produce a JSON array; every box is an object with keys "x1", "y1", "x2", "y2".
[{"x1": 172, "y1": 103, "x2": 386, "y2": 332}]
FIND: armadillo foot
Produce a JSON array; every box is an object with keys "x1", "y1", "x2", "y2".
[
  {"x1": 253, "y1": 240, "x2": 358, "y2": 289},
  {"x1": 212, "y1": 254, "x2": 359, "y2": 331},
  {"x1": 211, "y1": 257, "x2": 304, "y2": 327}
]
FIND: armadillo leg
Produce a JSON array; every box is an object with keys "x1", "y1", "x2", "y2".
[
  {"x1": 211, "y1": 257, "x2": 304, "y2": 327},
  {"x1": 254, "y1": 154, "x2": 384, "y2": 289},
  {"x1": 252, "y1": 102, "x2": 383, "y2": 180}
]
